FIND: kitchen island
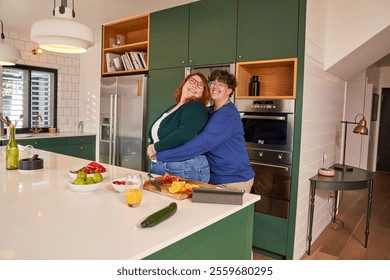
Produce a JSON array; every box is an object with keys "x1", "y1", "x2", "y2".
[{"x1": 0, "y1": 148, "x2": 259, "y2": 260}]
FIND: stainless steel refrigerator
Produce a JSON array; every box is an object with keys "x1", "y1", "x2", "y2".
[{"x1": 99, "y1": 75, "x2": 147, "y2": 171}]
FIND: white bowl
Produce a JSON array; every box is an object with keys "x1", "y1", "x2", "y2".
[
  {"x1": 68, "y1": 171, "x2": 108, "y2": 180},
  {"x1": 68, "y1": 181, "x2": 102, "y2": 193},
  {"x1": 112, "y1": 177, "x2": 126, "y2": 193}
]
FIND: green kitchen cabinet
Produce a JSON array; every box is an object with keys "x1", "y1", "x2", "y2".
[
  {"x1": 188, "y1": 0, "x2": 237, "y2": 66},
  {"x1": 13, "y1": 136, "x2": 96, "y2": 161},
  {"x1": 63, "y1": 136, "x2": 96, "y2": 160},
  {"x1": 237, "y1": 0, "x2": 299, "y2": 61},
  {"x1": 149, "y1": 0, "x2": 237, "y2": 70},
  {"x1": 149, "y1": 5, "x2": 189, "y2": 70}
]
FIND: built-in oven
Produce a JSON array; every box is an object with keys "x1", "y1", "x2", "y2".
[{"x1": 235, "y1": 99, "x2": 295, "y2": 219}]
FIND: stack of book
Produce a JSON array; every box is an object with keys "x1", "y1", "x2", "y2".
[{"x1": 106, "y1": 52, "x2": 147, "y2": 72}]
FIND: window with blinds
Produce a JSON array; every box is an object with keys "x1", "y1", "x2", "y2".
[{"x1": 1, "y1": 65, "x2": 57, "y2": 132}]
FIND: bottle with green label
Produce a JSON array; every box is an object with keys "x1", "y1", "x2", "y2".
[{"x1": 6, "y1": 124, "x2": 19, "y2": 170}]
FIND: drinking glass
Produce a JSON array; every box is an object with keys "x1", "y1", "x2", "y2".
[{"x1": 125, "y1": 173, "x2": 143, "y2": 207}]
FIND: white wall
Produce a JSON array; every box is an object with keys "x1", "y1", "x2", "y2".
[
  {"x1": 293, "y1": 0, "x2": 346, "y2": 259},
  {"x1": 324, "y1": 0, "x2": 390, "y2": 80},
  {"x1": 1, "y1": 29, "x2": 83, "y2": 133},
  {"x1": 295, "y1": 0, "x2": 390, "y2": 259}
]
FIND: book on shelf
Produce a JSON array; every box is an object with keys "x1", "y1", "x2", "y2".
[
  {"x1": 136, "y1": 52, "x2": 147, "y2": 69},
  {"x1": 105, "y1": 53, "x2": 123, "y2": 72}
]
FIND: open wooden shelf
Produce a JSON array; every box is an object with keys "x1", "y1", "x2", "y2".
[
  {"x1": 101, "y1": 14, "x2": 149, "y2": 76},
  {"x1": 235, "y1": 58, "x2": 297, "y2": 99}
]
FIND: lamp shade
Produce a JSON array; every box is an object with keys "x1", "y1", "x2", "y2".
[
  {"x1": 353, "y1": 118, "x2": 368, "y2": 135},
  {"x1": 0, "y1": 19, "x2": 21, "y2": 65},
  {"x1": 30, "y1": 5, "x2": 94, "y2": 54},
  {"x1": 0, "y1": 41, "x2": 21, "y2": 65}
]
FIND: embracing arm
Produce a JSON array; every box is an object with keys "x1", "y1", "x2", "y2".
[
  {"x1": 154, "y1": 101, "x2": 208, "y2": 152},
  {"x1": 156, "y1": 110, "x2": 234, "y2": 162}
]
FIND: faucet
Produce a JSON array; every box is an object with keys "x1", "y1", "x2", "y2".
[
  {"x1": 30, "y1": 114, "x2": 43, "y2": 133},
  {"x1": 78, "y1": 121, "x2": 84, "y2": 133}
]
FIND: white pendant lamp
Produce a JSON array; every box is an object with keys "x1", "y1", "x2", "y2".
[
  {"x1": 0, "y1": 19, "x2": 21, "y2": 66},
  {"x1": 30, "y1": 0, "x2": 94, "y2": 54}
]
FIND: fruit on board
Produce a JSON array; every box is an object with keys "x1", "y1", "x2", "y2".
[
  {"x1": 163, "y1": 172, "x2": 180, "y2": 183},
  {"x1": 168, "y1": 181, "x2": 186, "y2": 193}
]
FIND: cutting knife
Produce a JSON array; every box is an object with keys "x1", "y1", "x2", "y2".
[{"x1": 147, "y1": 173, "x2": 161, "y2": 192}]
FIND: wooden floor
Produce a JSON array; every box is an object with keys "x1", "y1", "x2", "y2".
[{"x1": 254, "y1": 171, "x2": 390, "y2": 260}]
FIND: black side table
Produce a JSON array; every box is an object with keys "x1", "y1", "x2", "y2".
[{"x1": 307, "y1": 166, "x2": 374, "y2": 255}]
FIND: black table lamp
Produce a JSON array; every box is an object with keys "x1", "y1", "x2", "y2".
[{"x1": 334, "y1": 114, "x2": 369, "y2": 171}]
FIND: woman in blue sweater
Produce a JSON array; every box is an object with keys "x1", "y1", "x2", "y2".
[
  {"x1": 154, "y1": 70, "x2": 254, "y2": 192},
  {"x1": 147, "y1": 73, "x2": 211, "y2": 182}
]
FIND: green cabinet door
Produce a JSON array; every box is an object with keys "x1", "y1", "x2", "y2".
[
  {"x1": 149, "y1": 5, "x2": 190, "y2": 70},
  {"x1": 65, "y1": 136, "x2": 96, "y2": 160},
  {"x1": 237, "y1": 0, "x2": 299, "y2": 61},
  {"x1": 149, "y1": 0, "x2": 237, "y2": 70},
  {"x1": 15, "y1": 136, "x2": 96, "y2": 161},
  {"x1": 188, "y1": 0, "x2": 237, "y2": 66}
]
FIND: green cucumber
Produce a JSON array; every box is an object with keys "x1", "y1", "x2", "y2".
[{"x1": 140, "y1": 202, "x2": 177, "y2": 228}]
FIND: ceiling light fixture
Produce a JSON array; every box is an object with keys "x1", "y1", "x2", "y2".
[
  {"x1": 30, "y1": 0, "x2": 94, "y2": 54},
  {"x1": 0, "y1": 19, "x2": 22, "y2": 66}
]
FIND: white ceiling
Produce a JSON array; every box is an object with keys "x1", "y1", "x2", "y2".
[{"x1": 0, "y1": 0, "x2": 198, "y2": 32}]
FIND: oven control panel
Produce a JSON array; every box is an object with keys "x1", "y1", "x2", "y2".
[{"x1": 235, "y1": 99, "x2": 295, "y2": 113}]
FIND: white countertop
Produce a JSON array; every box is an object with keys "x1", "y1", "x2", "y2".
[{"x1": 0, "y1": 148, "x2": 259, "y2": 260}]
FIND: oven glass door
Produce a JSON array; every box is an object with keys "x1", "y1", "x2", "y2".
[
  {"x1": 241, "y1": 112, "x2": 292, "y2": 151},
  {"x1": 251, "y1": 161, "x2": 291, "y2": 219}
]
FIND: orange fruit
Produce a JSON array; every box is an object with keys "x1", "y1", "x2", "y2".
[
  {"x1": 169, "y1": 181, "x2": 186, "y2": 193},
  {"x1": 184, "y1": 183, "x2": 193, "y2": 191}
]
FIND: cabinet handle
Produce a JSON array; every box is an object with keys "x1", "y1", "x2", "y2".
[
  {"x1": 181, "y1": 60, "x2": 185, "y2": 64},
  {"x1": 80, "y1": 147, "x2": 83, "y2": 150},
  {"x1": 189, "y1": 60, "x2": 192, "y2": 63},
  {"x1": 137, "y1": 79, "x2": 141, "y2": 96},
  {"x1": 238, "y1": 55, "x2": 242, "y2": 58}
]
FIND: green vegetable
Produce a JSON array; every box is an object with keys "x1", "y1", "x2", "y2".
[{"x1": 140, "y1": 202, "x2": 177, "y2": 228}]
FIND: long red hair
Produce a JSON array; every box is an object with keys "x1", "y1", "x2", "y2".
[{"x1": 173, "y1": 73, "x2": 210, "y2": 106}]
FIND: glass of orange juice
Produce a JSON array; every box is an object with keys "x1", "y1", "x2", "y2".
[{"x1": 125, "y1": 173, "x2": 144, "y2": 207}]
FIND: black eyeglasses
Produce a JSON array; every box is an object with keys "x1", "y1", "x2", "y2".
[{"x1": 188, "y1": 78, "x2": 204, "y2": 89}]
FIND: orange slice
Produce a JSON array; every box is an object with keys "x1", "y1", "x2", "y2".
[
  {"x1": 184, "y1": 183, "x2": 193, "y2": 191},
  {"x1": 169, "y1": 181, "x2": 186, "y2": 193}
]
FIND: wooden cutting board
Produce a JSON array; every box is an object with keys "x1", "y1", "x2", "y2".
[{"x1": 143, "y1": 177, "x2": 216, "y2": 200}]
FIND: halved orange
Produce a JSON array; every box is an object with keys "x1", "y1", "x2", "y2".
[
  {"x1": 184, "y1": 183, "x2": 193, "y2": 191},
  {"x1": 169, "y1": 181, "x2": 186, "y2": 193}
]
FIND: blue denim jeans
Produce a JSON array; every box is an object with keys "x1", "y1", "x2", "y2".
[{"x1": 150, "y1": 155, "x2": 210, "y2": 183}]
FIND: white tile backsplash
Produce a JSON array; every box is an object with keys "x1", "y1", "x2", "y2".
[{"x1": 4, "y1": 30, "x2": 82, "y2": 133}]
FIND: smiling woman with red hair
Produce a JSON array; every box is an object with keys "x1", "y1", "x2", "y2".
[{"x1": 147, "y1": 73, "x2": 211, "y2": 183}]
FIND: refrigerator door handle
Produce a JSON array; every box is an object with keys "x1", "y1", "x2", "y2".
[
  {"x1": 137, "y1": 79, "x2": 141, "y2": 96},
  {"x1": 112, "y1": 94, "x2": 118, "y2": 166},
  {"x1": 109, "y1": 94, "x2": 114, "y2": 165}
]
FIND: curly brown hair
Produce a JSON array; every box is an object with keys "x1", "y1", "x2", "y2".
[
  {"x1": 173, "y1": 73, "x2": 210, "y2": 106},
  {"x1": 208, "y1": 70, "x2": 237, "y2": 91}
]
